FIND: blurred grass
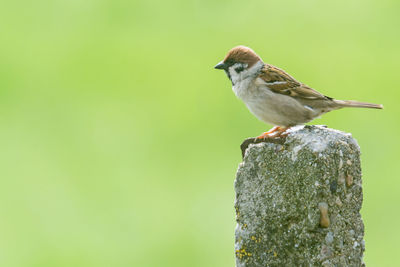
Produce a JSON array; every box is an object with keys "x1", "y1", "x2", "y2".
[{"x1": 0, "y1": 0, "x2": 398, "y2": 266}]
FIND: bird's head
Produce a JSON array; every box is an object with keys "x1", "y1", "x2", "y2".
[{"x1": 214, "y1": 46, "x2": 263, "y2": 84}]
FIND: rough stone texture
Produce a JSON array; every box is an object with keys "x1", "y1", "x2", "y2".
[{"x1": 235, "y1": 125, "x2": 364, "y2": 267}]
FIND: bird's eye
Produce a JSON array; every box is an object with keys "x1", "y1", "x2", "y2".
[{"x1": 235, "y1": 66, "x2": 244, "y2": 73}]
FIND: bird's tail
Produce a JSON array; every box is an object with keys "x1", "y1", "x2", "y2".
[{"x1": 333, "y1": 99, "x2": 383, "y2": 109}]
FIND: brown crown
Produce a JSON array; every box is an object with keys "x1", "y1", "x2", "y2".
[{"x1": 223, "y1": 46, "x2": 262, "y2": 67}]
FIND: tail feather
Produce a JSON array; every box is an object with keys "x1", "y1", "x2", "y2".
[{"x1": 334, "y1": 99, "x2": 383, "y2": 109}]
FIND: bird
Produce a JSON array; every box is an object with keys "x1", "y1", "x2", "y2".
[{"x1": 214, "y1": 46, "x2": 383, "y2": 139}]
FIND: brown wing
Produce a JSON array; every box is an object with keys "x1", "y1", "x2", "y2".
[{"x1": 259, "y1": 64, "x2": 331, "y2": 100}]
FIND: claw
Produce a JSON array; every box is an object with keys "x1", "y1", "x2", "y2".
[{"x1": 256, "y1": 126, "x2": 290, "y2": 140}]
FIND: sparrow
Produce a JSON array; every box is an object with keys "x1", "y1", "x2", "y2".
[{"x1": 215, "y1": 46, "x2": 383, "y2": 138}]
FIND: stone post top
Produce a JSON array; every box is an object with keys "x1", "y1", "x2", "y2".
[{"x1": 241, "y1": 125, "x2": 360, "y2": 159}]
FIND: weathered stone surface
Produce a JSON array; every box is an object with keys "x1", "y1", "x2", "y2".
[{"x1": 235, "y1": 125, "x2": 364, "y2": 267}]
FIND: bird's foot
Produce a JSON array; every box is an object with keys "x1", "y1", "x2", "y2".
[{"x1": 255, "y1": 126, "x2": 290, "y2": 140}]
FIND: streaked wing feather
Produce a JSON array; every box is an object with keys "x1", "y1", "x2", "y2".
[{"x1": 259, "y1": 64, "x2": 329, "y2": 100}]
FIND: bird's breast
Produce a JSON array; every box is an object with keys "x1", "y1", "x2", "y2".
[
  {"x1": 233, "y1": 83, "x2": 316, "y2": 126},
  {"x1": 232, "y1": 79, "x2": 258, "y2": 101}
]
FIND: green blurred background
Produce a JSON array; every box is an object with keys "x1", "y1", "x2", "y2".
[{"x1": 0, "y1": 0, "x2": 398, "y2": 266}]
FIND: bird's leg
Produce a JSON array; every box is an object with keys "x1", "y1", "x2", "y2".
[
  {"x1": 275, "y1": 127, "x2": 290, "y2": 138},
  {"x1": 256, "y1": 126, "x2": 290, "y2": 139},
  {"x1": 256, "y1": 126, "x2": 280, "y2": 139}
]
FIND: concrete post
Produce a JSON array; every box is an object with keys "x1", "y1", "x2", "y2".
[{"x1": 235, "y1": 125, "x2": 364, "y2": 266}]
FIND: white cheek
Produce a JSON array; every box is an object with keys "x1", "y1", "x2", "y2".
[
  {"x1": 228, "y1": 63, "x2": 247, "y2": 84},
  {"x1": 228, "y1": 67, "x2": 240, "y2": 83}
]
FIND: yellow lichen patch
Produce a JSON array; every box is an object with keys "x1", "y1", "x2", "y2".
[
  {"x1": 266, "y1": 249, "x2": 277, "y2": 257},
  {"x1": 250, "y1": 235, "x2": 261, "y2": 243},
  {"x1": 235, "y1": 247, "x2": 253, "y2": 259},
  {"x1": 242, "y1": 223, "x2": 247, "y2": 229}
]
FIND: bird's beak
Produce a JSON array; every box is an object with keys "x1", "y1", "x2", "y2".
[{"x1": 214, "y1": 61, "x2": 226, "y2": 70}]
